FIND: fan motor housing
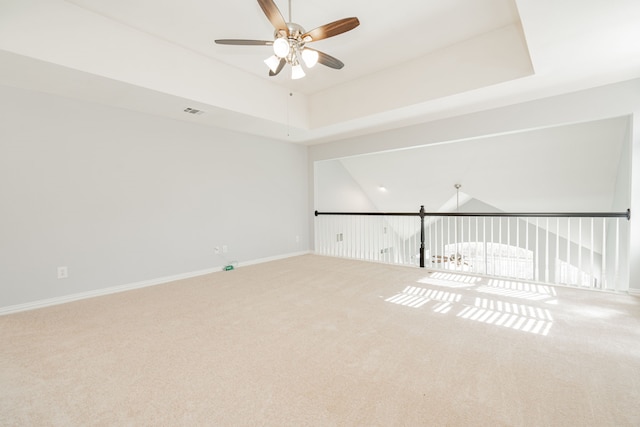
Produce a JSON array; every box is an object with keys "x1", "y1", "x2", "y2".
[{"x1": 275, "y1": 22, "x2": 305, "y2": 40}]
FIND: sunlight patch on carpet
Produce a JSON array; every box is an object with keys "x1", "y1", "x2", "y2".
[
  {"x1": 417, "y1": 272, "x2": 481, "y2": 289},
  {"x1": 476, "y1": 279, "x2": 557, "y2": 301},
  {"x1": 385, "y1": 277, "x2": 555, "y2": 335},
  {"x1": 385, "y1": 286, "x2": 462, "y2": 308},
  {"x1": 457, "y1": 297, "x2": 553, "y2": 335}
]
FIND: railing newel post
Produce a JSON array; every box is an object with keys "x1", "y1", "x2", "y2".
[{"x1": 420, "y1": 205, "x2": 425, "y2": 268}]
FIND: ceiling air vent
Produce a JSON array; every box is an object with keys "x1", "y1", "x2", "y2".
[{"x1": 183, "y1": 107, "x2": 204, "y2": 115}]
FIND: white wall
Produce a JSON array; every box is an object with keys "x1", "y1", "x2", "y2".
[
  {"x1": 607, "y1": 124, "x2": 632, "y2": 289},
  {"x1": 0, "y1": 85, "x2": 309, "y2": 309},
  {"x1": 630, "y1": 112, "x2": 640, "y2": 294},
  {"x1": 314, "y1": 160, "x2": 377, "y2": 212}
]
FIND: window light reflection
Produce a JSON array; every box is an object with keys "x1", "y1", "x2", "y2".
[{"x1": 385, "y1": 273, "x2": 556, "y2": 336}]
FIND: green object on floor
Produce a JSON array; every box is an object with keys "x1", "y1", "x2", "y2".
[{"x1": 223, "y1": 265, "x2": 234, "y2": 271}]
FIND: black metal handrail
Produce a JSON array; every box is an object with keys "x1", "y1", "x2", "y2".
[
  {"x1": 314, "y1": 209, "x2": 630, "y2": 219},
  {"x1": 314, "y1": 207, "x2": 630, "y2": 268}
]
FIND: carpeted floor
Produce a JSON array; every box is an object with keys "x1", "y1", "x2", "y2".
[{"x1": 1, "y1": 254, "x2": 640, "y2": 426}]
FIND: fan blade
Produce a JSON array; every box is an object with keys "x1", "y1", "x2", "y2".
[
  {"x1": 257, "y1": 0, "x2": 288, "y2": 34},
  {"x1": 302, "y1": 17, "x2": 359, "y2": 42},
  {"x1": 307, "y1": 49, "x2": 344, "y2": 69},
  {"x1": 215, "y1": 39, "x2": 273, "y2": 46},
  {"x1": 268, "y1": 58, "x2": 286, "y2": 76}
]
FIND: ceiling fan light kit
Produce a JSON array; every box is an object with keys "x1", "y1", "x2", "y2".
[
  {"x1": 215, "y1": 0, "x2": 359, "y2": 79},
  {"x1": 273, "y1": 37, "x2": 290, "y2": 58},
  {"x1": 291, "y1": 63, "x2": 305, "y2": 80},
  {"x1": 301, "y1": 48, "x2": 318, "y2": 68},
  {"x1": 264, "y1": 55, "x2": 282, "y2": 73}
]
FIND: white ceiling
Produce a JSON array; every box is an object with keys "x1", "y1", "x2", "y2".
[
  {"x1": 65, "y1": 0, "x2": 521, "y2": 94},
  {"x1": 334, "y1": 117, "x2": 630, "y2": 213},
  {"x1": 0, "y1": 0, "x2": 639, "y2": 144}
]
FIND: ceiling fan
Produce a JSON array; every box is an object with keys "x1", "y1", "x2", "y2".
[{"x1": 215, "y1": 0, "x2": 360, "y2": 79}]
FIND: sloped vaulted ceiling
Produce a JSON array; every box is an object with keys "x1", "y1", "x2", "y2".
[{"x1": 332, "y1": 117, "x2": 630, "y2": 213}]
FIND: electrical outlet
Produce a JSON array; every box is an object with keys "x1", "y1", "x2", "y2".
[
  {"x1": 222, "y1": 245, "x2": 228, "y2": 253},
  {"x1": 57, "y1": 266, "x2": 68, "y2": 279},
  {"x1": 214, "y1": 247, "x2": 220, "y2": 254},
  {"x1": 296, "y1": 235, "x2": 300, "y2": 243}
]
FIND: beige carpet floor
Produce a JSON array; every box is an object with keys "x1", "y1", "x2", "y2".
[{"x1": 1, "y1": 254, "x2": 640, "y2": 426}]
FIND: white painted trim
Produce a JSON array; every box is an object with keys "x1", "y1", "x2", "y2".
[
  {"x1": 0, "y1": 251, "x2": 310, "y2": 316},
  {"x1": 238, "y1": 250, "x2": 310, "y2": 268},
  {"x1": 629, "y1": 289, "x2": 640, "y2": 297}
]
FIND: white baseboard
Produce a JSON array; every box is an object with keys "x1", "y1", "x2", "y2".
[
  {"x1": 629, "y1": 289, "x2": 640, "y2": 297},
  {"x1": 0, "y1": 251, "x2": 310, "y2": 316},
  {"x1": 238, "y1": 250, "x2": 309, "y2": 267}
]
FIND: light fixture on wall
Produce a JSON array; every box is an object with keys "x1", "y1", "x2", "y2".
[
  {"x1": 215, "y1": 0, "x2": 359, "y2": 79},
  {"x1": 379, "y1": 185, "x2": 387, "y2": 192}
]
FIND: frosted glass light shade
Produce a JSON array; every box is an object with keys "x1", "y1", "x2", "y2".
[
  {"x1": 264, "y1": 55, "x2": 280, "y2": 73},
  {"x1": 291, "y1": 64, "x2": 305, "y2": 79},
  {"x1": 273, "y1": 38, "x2": 290, "y2": 58},
  {"x1": 301, "y1": 49, "x2": 319, "y2": 68}
]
